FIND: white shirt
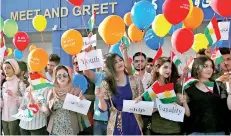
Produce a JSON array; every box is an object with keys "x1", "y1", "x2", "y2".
[
  {"x1": 46, "y1": 72, "x2": 53, "y2": 82},
  {"x1": 19, "y1": 87, "x2": 50, "y2": 130}
]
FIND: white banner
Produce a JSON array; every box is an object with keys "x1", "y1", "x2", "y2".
[
  {"x1": 12, "y1": 110, "x2": 33, "y2": 122},
  {"x1": 156, "y1": 99, "x2": 185, "y2": 122},
  {"x1": 77, "y1": 49, "x2": 104, "y2": 71},
  {"x1": 122, "y1": 100, "x2": 154, "y2": 116},
  {"x1": 63, "y1": 93, "x2": 91, "y2": 115},
  {"x1": 218, "y1": 21, "x2": 230, "y2": 40},
  {"x1": 82, "y1": 34, "x2": 97, "y2": 50}
]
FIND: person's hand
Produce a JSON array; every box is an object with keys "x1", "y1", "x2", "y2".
[
  {"x1": 21, "y1": 105, "x2": 27, "y2": 110},
  {"x1": 79, "y1": 91, "x2": 85, "y2": 100},
  {"x1": 84, "y1": 45, "x2": 94, "y2": 52},
  {"x1": 37, "y1": 101, "x2": 43, "y2": 108},
  {"x1": 119, "y1": 43, "x2": 128, "y2": 55},
  {"x1": 153, "y1": 108, "x2": 158, "y2": 113},
  {"x1": 135, "y1": 96, "x2": 142, "y2": 103},
  {"x1": 183, "y1": 67, "x2": 190, "y2": 75},
  {"x1": 95, "y1": 87, "x2": 104, "y2": 99},
  {"x1": 6, "y1": 90, "x2": 13, "y2": 96},
  {"x1": 16, "y1": 99, "x2": 21, "y2": 107},
  {"x1": 178, "y1": 94, "x2": 187, "y2": 105},
  {"x1": 217, "y1": 73, "x2": 231, "y2": 83},
  {"x1": 27, "y1": 91, "x2": 35, "y2": 104},
  {"x1": 88, "y1": 32, "x2": 93, "y2": 38}
]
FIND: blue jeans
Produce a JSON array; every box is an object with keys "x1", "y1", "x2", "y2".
[
  {"x1": 190, "y1": 132, "x2": 225, "y2": 135},
  {"x1": 93, "y1": 120, "x2": 108, "y2": 135}
]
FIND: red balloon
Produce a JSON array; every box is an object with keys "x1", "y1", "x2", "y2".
[
  {"x1": 171, "y1": 28, "x2": 194, "y2": 54},
  {"x1": 13, "y1": 32, "x2": 30, "y2": 51},
  {"x1": 67, "y1": 0, "x2": 84, "y2": 6},
  {"x1": 162, "y1": 0, "x2": 190, "y2": 25},
  {"x1": 210, "y1": 0, "x2": 231, "y2": 18}
]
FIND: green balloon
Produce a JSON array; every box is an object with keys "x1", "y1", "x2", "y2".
[
  {"x1": 3, "y1": 19, "x2": 18, "y2": 38},
  {"x1": 0, "y1": 17, "x2": 4, "y2": 31}
]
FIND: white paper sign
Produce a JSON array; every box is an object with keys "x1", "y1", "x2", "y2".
[
  {"x1": 156, "y1": 99, "x2": 185, "y2": 122},
  {"x1": 82, "y1": 34, "x2": 97, "y2": 50},
  {"x1": 77, "y1": 49, "x2": 104, "y2": 71},
  {"x1": 218, "y1": 22, "x2": 230, "y2": 40},
  {"x1": 0, "y1": 47, "x2": 6, "y2": 61},
  {"x1": 63, "y1": 93, "x2": 91, "y2": 115},
  {"x1": 12, "y1": 110, "x2": 33, "y2": 122},
  {"x1": 122, "y1": 100, "x2": 154, "y2": 116}
]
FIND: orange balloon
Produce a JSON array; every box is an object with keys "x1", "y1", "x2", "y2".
[
  {"x1": 128, "y1": 24, "x2": 145, "y2": 43},
  {"x1": 124, "y1": 12, "x2": 132, "y2": 26},
  {"x1": 183, "y1": 7, "x2": 204, "y2": 30},
  {"x1": 98, "y1": 15, "x2": 125, "y2": 45},
  {"x1": 29, "y1": 44, "x2": 37, "y2": 52},
  {"x1": 28, "y1": 48, "x2": 48, "y2": 72},
  {"x1": 61, "y1": 29, "x2": 83, "y2": 55}
]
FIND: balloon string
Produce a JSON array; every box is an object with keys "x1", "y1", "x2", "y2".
[
  {"x1": 139, "y1": 41, "x2": 142, "y2": 94},
  {"x1": 40, "y1": 32, "x2": 45, "y2": 46}
]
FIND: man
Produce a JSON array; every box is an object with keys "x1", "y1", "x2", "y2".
[
  {"x1": 17, "y1": 61, "x2": 28, "y2": 80},
  {"x1": 146, "y1": 57, "x2": 153, "y2": 73},
  {"x1": 46, "y1": 54, "x2": 60, "y2": 82},
  {"x1": 133, "y1": 52, "x2": 152, "y2": 90}
]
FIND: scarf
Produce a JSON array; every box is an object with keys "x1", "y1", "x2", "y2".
[{"x1": 6, "y1": 75, "x2": 17, "y2": 81}]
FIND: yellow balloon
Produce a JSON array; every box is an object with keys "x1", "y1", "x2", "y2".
[
  {"x1": 152, "y1": 14, "x2": 172, "y2": 38},
  {"x1": 186, "y1": 0, "x2": 193, "y2": 18},
  {"x1": 29, "y1": 44, "x2": 37, "y2": 52},
  {"x1": 192, "y1": 33, "x2": 209, "y2": 52},
  {"x1": 32, "y1": 15, "x2": 47, "y2": 32},
  {"x1": 7, "y1": 48, "x2": 12, "y2": 56}
]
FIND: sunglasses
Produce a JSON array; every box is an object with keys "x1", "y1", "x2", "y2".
[
  {"x1": 56, "y1": 73, "x2": 69, "y2": 79},
  {"x1": 73, "y1": 62, "x2": 78, "y2": 65}
]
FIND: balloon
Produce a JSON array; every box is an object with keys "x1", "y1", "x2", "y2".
[
  {"x1": 72, "y1": 74, "x2": 88, "y2": 94},
  {"x1": 210, "y1": 0, "x2": 231, "y2": 18},
  {"x1": 152, "y1": 14, "x2": 172, "y2": 37},
  {"x1": 29, "y1": 45, "x2": 37, "y2": 52},
  {"x1": 109, "y1": 41, "x2": 122, "y2": 57},
  {"x1": 187, "y1": 0, "x2": 193, "y2": 17},
  {"x1": 13, "y1": 31, "x2": 30, "y2": 51},
  {"x1": 163, "y1": 0, "x2": 190, "y2": 25},
  {"x1": 32, "y1": 15, "x2": 47, "y2": 32},
  {"x1": 61, "y1": 29, "x2": 83, "y2": 55},
  {"x1": 67, "y1": 0, "x2": 84, "y2": 6},
  {"x1": 0, "y1": 32, "x2": 5, "y2": 48},
  {"x1": 171, "y1": 28, "x2": 194, "y2": 53},
  {"x1": 3, "y1": 19, "x2": 18, "y2": 38},
  {"x1": 131, "y1": 1, "x2": 156, "y2": 30},
  {"x1": 98, "y1": 15, "x2": 125, "y2": 45},
  {"x1": 14, "y1": 49, "x2": 23, "y2": 59},
  {"x1": 183, "y1": 7, "x2": 204, "y2": 30},
  {"x1": 0, "y1": 17, "x2": 4, "y2": 31},
  {"x1": 7, "y1": 48, "x2": 12, "y2": 56},
  {"x1": 144, "y1": 29, "x2": 164, "y2": 50},
  {"x1": 128, "y1": 24, "x2": 145, "y2": 42},
  {"x1": 28, "y1": 48, "x2": 49, "y2": 72},
  {"x1": 169, "y1": 23, "x2": 183, "y2": 35},
  {"x1": 192, "y1": 33, "x2": 209, "y2": 53},
  {"x1": 124, "y1": 12, "x2": 132, "y2": 26}
]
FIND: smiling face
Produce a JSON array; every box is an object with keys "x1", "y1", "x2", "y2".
[
  {"x1": 114, "y1": 55, "x2": 125, "y2": 72},
  {"x1": 199, "y1": 60, "x2": 214, "y2": 79},
  {"x1": 158, "y1": 62, "x2": 172, "y2": 79},
  {"x1": 56, "y1": 68, "x2": 70, "y2": 87}
]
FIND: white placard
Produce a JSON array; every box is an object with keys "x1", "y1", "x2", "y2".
[
  {"x1": 12, "y1": 110, "x2": 33, "y2": 122},
  {"x1": 77, "y1": 49, "x2": 104, "y2": 71},
  {"x1": 218, "y1": 22, "x2": 230, "y2": 40},
  {"x1": 0, "y1": 47, "x2": 6, "y2": 61},
  {"x1": 156, "y1": 99, "x2": 185, "y2": 122},
  {"x1": 122, "y1": 100, "x2": 154, "y2": 116},
  {"x1": 63, "y1": 93, "x2": 91, "y2": 115},
  {"x1": 82, "y1": 34, "x2": 97, "y2": 50}
]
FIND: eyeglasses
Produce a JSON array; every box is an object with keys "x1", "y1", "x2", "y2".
[
  {"x1": 56, "y1": 73, "x2": 69, "y2": 79},
  {"x1": 73, "y1": 62, "x2": 78, "y2": 66}
]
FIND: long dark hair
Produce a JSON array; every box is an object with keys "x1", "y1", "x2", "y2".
[
  {"x1": 152, "y1": 57, "x2": 179, "y2": 84},
  {"x1": 104, "y1": 53, "x2": 127, "y2": 96},
  {"x1": 191, "y1": 56, "x2": 215, "y2": 81}
]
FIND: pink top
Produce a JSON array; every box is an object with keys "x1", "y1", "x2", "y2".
[{"x1": 1, "y1": 75, "x2": 21, "y2": 121}]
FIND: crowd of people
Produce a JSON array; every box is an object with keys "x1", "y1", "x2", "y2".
[{"x1": 1, "y1": 40, "x2": 231, "y2": 135}]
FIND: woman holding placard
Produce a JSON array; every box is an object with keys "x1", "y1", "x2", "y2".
[
  {"x1": 148, "y1": 57, "x2": 190, "y2": 135},
  {"x1": 46, "y1": 65, "x2": 85, "y2": 135},
  {"x1": 96, "y1": 53, "x2": 143, "y2": 135},
  {"x1": 184, "y1": 56, "x2": 228, "y2": 135}
]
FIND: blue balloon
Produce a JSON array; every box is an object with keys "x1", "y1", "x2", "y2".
[
  {"x1": 131, "y1": 1, "x2": 156, "y2": 30},
  {"x1": 14, "y1": 49, "x2": 23, "y2": 59},
  {"x1": 72, "y1": 74, "x2": 88, "y2": 94},
  {"x1": 144, "y1": 29, "x2": 164, "y2": 50},
  {"x1": 169, "y1": 23, "x2": 183, "y2": 35},
  {"x1": 109, "y1": 41, "x2": 122, "y2": 57}
]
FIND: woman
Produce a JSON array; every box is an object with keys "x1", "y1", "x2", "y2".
[
  {"x1": 184, "y1": 56, "x2": 228, "y2": 135},
  {"x1": 46, "y1": 65, "x2": 85, "y2": 135},
  {"x1": 1, "y1": 59, "x2": 21, "y2": 135},
  {"x1": 149, "y1": 57, "x2": 190, "y2": 135},
  {"x1": 96, "y1": 53, "x2": 143, "y2": 135},
  {"x1": 19, "y1": 71, "x2": 51, "y2": 135}
]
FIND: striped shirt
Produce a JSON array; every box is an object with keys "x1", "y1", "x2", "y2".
[{"x1": 19, "y1": 87, "x2": 51, "y2": 130}]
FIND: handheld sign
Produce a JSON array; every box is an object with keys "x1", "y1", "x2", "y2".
[
  {"x1": 122, "y1": 100, "x2": 154, "y2": 116},
  {"x1": 63, "y1": 93, "x2": 91, "y2": 115},
  {"x1": 218, "y1": 22, "x2": 230, "y2": 40},
  {"x1": 12, "y1": 109, "x2": 33, "y2": 122},
  {"x1": 82, "y1": 34, "x2": 97, "y2": 50},
  {"x1": 77, "y1": 49, "x2": 104, "y2": 71},
  {"x1": 156, "y1": 99, "x2": 185, "y2": 122}
]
